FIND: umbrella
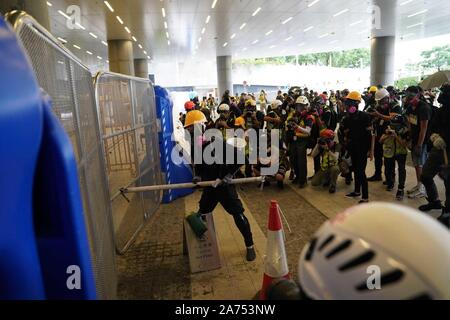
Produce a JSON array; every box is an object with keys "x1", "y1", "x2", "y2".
[{"x1": 419, "y1": 70, "x2": 450, "y2": 90}]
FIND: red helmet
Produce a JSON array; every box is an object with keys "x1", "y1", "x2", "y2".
[
  {"x1": 184, "y1": 101, "x2": 195, "y2": 111},
  {"x1": 320, "y1": 129, "x2": 335, "y2": 139}
]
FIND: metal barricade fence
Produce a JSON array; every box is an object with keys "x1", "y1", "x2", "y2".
[
  {"x1": 94, "y1": 73, "x2": 163, "y2": 254},
  {"x1": 6, "y1": 11, "x2": 117, "y2": 299}
]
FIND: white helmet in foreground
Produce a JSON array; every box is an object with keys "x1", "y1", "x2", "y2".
[{"x1": 297, "y1": 202, "x2": 450, "y2": 300}]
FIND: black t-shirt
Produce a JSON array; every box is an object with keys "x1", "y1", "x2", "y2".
[
  {"x1": 373, "y1": 102, "x2": 402, "y2": 137},
  {"x1": 405, "y1": 101, "x2": 432, "y2": 146},
  {"x1": 194, "y1": 140, "x2": 243, "y2": 181},
  {"x1": 431, "y1": 105, "x2": 450, "y2": 145},
  {"x1": 343, "y1": 111, "x2": 372, "y2": 152}
]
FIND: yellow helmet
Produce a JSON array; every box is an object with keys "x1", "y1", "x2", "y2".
[
  {"x1": 346, "y1": 91, "x2": 362, "y2": 102},
  {"x1": 184, "y1": 110, "x2": 207, "y2": 128},
  {"x1": 235, "y1": 116, "x2": 246, "y2": 129},
  {"x1": 245, "y1": 99, "x2": 257, "y2": 107},
  {"x1": 369, "y1": 86, "x2": 378, "y2": 93}
]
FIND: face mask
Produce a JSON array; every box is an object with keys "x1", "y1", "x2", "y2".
[
  {"x1": 348, "y1": 106, "x2": 357, "y2": 114},
  {"x1": 195, "y1": 135, "x2": 206, "y2": 147},
  {"x1": 406, "y1": 93, "x2": 419, "y2": 106}
]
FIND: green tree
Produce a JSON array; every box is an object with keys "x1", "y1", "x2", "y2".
[
  {"x1": 233, "y1": 48, "x2": 371, "y2": 68},
  {"x1": 395, "y1": 77, "x2": 419, "y2": 89},
  {"x1": 419, "y1": 45, "x2": 450, "y2": 71}
]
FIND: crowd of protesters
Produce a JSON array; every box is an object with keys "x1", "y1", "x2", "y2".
[{"x1": 180, "y1": 82, "x2": 450, "y2": 228}]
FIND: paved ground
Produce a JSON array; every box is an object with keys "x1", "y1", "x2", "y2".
[
  {"x1": 116, "y1": 155, "x2": 447, "y2": 300},
  {"x1": 117, "y1": 196, "x2": 192, "y2": 300},
  {"x1": 239, "y1": 183, "x2": 327, "y2": 280}
]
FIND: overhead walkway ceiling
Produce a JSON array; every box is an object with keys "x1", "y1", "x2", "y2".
[{"x1": 27, "y1": 0, "x2": 450, "y2": 65}]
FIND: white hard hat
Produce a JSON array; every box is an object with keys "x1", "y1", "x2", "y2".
[
  {"x1": 218, "y1": 104, "x2": 230, "y2": 112},
  {"x1": 375, "y1": 88, "x2": 390, "y2": 101},
  {"x1": 271, "y1": 100, "x2": 282, "y2": 109},
  {"x1": 296, "y1": 96, "x2": 309, "y2": 106},
  {"x1": 298, "y1": 202, "x2": 450, "y2": 300}
]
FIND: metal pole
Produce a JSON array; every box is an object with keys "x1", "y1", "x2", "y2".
[{"x1": 121, "y1": 177, "x2": 264, "y2": 193}]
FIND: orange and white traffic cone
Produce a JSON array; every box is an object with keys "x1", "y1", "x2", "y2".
[{"x1": 259, "y1": 200, "x2": 290, "y2": 300}]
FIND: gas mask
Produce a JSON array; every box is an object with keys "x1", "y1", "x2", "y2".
[
  {"x1": 405, "y1": 92, "x2": 420, "y2": 107},
  {"x1": 378, "y1": 97, "x2": 390, "y2": 110},
  {"x1": 345, "y1": 100, "x2": 359, "y2": 114}
]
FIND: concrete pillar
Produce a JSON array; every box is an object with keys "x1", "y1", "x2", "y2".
[
  {"x1": 216, "y1": 55, "x2": 233, "y2": 97},
  {"x1": 370, "y1": 0, "x2": 398, "y2": 86},
  {"x1": 134, "y1": 59, "x2": 149, "y2": 79},
  {"x1": 107, "y1": 40, "x2": 134, "y2": 76},
  {"x1": 0, "y1": 0, "x2": 51, "y2": 31},
  {"x1": 371, "y1": 36, "x2": 396, "y2": 86}
]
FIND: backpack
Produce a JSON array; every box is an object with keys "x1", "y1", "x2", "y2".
[
  {"x1": 324, "y1": 108, "x2": 338, "y2": 131},
  {"x1": 308, "y1": 113, "x2": 323, "y2": 148}
]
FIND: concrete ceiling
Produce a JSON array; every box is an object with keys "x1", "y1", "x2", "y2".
[{"x1": 16, "y1": 0, "x2": 450, "y2": 67}]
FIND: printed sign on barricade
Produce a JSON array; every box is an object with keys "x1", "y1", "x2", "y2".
[{"x1": 183, "y1": 214, "x2": 221, "y2": 274}]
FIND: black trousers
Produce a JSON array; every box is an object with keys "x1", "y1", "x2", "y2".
[
  {"x1": 310, "y1": 142, "x2": 321, "y2": 174},
  {"x1": 384, "y1": 154, "x2": 407, "y2": 190},
  {"x1": 373, "y1": 139, "x2": 384, "y2": 177},
  {"x1": 422, "y1": 148, "x2": 450, "y2": 210},
  {"x1": 288, "y1": 142, "x2": 297, "y2": 178},
  {"x1": 294, "y1": 139, "x2": 309, "y2": 185},
  {"x1": 199, "y1": 185, "x2": 254, "y2": 247},
  {"x1": 350, "y1": 148, "x2": 369, "y2": 200}
]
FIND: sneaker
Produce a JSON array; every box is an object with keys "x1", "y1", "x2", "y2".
[
  {"x1": 246, "y1": 246, "x2": 256, "y2": 262},
  {"x1": 408, "y1": 185, "x2": 427, "y2": 199},
  {"x1": 367, "y1": 175, "x2": 382, "y2": 182},
  {"x1": 359, "y1": 199, "x2": 369, "y2": 204},
  {"x1": 386, "y1": 185, "x2": 394, "y2": 192},
  {"x1": 346, "y1": 192, "x2": 361, "y2": 198},
  {"x1": 396, "y1": 190, "x2": 405, "y2": 201},
  {"x1": 407, "y1": 185, "x2": 420, "y2": 195},
  {"x1": 383, "y1": 181, "x2": 388, "y2": 186},
  {"x1": 419, "y1": 200, "x2": 442, "y2": 212},
  {"x1": 329, "y1": 185, "x2": 336, "y2": 194}
]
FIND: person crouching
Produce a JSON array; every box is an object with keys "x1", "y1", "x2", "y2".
[{"x1": 310, "y1": 129, "x2": 340, "y2": 194}]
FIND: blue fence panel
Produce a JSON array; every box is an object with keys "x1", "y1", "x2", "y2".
[{"x1": 154, "y1": 86, "x2": 194, "y2": 203}]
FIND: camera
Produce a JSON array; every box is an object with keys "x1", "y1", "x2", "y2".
[{"x1": 287, "y1": 118, "x2": 298, "y2": 130}]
